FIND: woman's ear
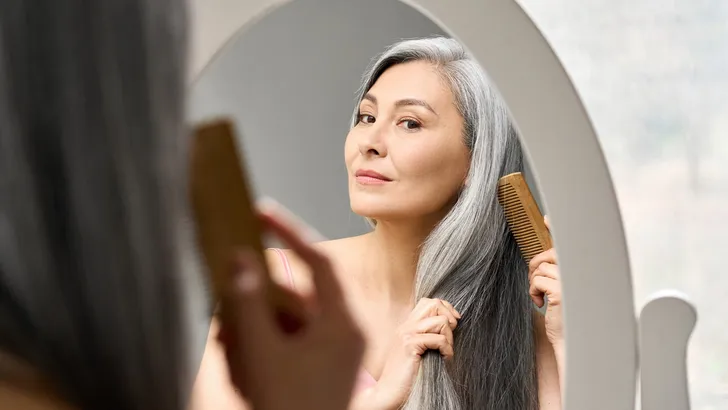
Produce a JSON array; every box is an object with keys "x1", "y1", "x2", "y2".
[{"x1": 456, "y1": 178, "x2": 468, "y2": 199}]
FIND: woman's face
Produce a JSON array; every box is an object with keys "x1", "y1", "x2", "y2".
[{"x1": 345, "y1": 61, "x2": 470, "y2": 223}]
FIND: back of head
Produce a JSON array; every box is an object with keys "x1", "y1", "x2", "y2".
[
  {"x1": 353, "y1": 37, "x2": 538, "y2": 409},
  {"x1": 0, "y1": 1, "x2": 190, "y2": 409}
]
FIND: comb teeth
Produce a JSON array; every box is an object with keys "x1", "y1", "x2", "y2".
[{"x1": 497, "y1": 173, "x2": 552, "y2": 263}]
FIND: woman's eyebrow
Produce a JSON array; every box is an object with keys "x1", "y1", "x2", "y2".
[
  {"x1": 362, "y1": 93, "x2": 377, "y2": 104},
  {"x1": 394, "y1": 98, "x2": 437, "y2": 116},
  {"x1": 362, "y1": 93, "x2": 438, "y2": 116}
]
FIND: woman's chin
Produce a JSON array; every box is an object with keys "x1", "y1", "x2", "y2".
[
  {"x1": 349, "y1": 196, "x2": 438, "y2": 221},
  {"x1": 350, "y1": 204, "x2": 399, "y2": 221},
  {"x1": 351, "y1": 207, "x2": 424, "y2": 225}
]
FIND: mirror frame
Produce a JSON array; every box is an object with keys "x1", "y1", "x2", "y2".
[{"x1": 188, "y1": 1, "x2": 638, "y2": 409}]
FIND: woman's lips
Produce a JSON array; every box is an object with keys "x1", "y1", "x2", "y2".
[
  {"x1": 356, "y1": 175, "x2": 390, "y2": 185},
  {"x1": 355, "y1": 169, "x2": 392, "y2": 185}
]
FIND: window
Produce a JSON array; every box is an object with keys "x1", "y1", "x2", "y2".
[{"x1": 519, "y1": 1, "x2": 728, "y2": 407}]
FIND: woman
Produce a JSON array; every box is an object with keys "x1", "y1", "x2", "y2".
[
  {"x1": 0, "y1": 1, "x2": 364, "y2": 409},
  {"x1": 199, "y1": 37, "x2": 564, "y2": 409}
]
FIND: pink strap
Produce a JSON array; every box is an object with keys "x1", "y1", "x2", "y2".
[
  {"x1": 357, "y1": 368, "x2": 377, "y2": 387},
  {"x1": 270, "y1": 248, "x2": 296, "y2": 289}
]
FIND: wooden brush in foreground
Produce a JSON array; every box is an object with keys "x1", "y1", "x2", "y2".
[
  {"x1": 497, "y1": 172, "x2": 553, "y2": 262},
  {"x1": 189, "y1": 118, "x2": 303, "y2": 327}
]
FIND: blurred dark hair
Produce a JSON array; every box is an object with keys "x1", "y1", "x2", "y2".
[{"x1": 0, "y1": 1, "x2": 191, "y2": 409}]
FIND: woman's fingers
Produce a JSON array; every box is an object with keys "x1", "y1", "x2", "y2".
[
  {"x1": 411, "y1": 298, "x2": 459, "y2": 327},
  {"x1": 529, "y1": 248, "x2": 558, "y2": 278},
  {"x1": 439, "y1": 299, "x2": 462, "y2": 319},
  {"x1": 258, "y1": 197, "x2": 328, "y2": 242},
  {"x1": 430, "y1": 301, "x2": 459, "y2": 328},
  {"x1": 414, "y1": 315, "x2": 456, "y2": 345},
  {"x1": 533, "y1": 262, "x2": 559, "y2": 280},
  {"x1": 529, "y1": 275, "x2": 547, "y2": 308},
  {"x1": 405, "y1": 334, "x2": 455, "y2": 360},
  {"x1": 220, "y1": 250, "x2": 281, "y2": 391},
  {"x1": 223, "y1": 250, "x2": 278, "y2": 342},
  {"x1": 258, "y1": 208, "x2": 346, "y2": 321},
  {"x1": 529, "y1": 275, "x2": 561, "y2": 308},
  {"x1": 529, "y1": 262, "x2": 561, "y2": 307}
]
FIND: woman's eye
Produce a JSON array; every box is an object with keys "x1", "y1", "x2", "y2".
[
  {"x1": 399, "y1": 119, "x2": 421, "y2": 130},
  {"x1": 358, "y1": 114, "x2": 375, "y2": 124}
]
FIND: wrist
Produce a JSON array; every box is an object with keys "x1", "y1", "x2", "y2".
[{"x1": 552, "y1": 340, "x2": 567, "y2": 390}]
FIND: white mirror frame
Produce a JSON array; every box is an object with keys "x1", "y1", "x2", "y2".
[{"x1": 188, "y1": 1, "x2": 695, "y2": 409}]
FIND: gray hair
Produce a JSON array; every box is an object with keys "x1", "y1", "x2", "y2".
[
  {"x1": 351, "y1": 37, "x2": 538, "y2": 409},
  {"x1": 0, "y1": 1, "x2": 191, "y2": 409}
]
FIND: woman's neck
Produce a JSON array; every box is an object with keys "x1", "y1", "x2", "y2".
[{"x1": 358, "y1": 218, "x2": 436, "y2": 305}]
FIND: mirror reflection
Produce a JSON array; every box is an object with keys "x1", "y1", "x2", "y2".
[{"x1": 188, "y1": 1, "x2": 563, "y2": 410}]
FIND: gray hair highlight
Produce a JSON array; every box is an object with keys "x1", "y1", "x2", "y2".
[
  {"x1": 351, "y1": 37, "x2": 538, "y2": 409},
  {"x1": 0, "y1": 1, "x2": 191, "y2": 409}
]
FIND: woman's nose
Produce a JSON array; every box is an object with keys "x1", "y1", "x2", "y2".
[{"x1": 358, "y1": 127, "x2": 387, "y2": 157}]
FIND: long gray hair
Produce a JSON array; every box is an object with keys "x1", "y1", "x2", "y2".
[
  {"x1": 0, "y1": 1, "x2": 191, "y2": 409},
  {"x1": 351, "y1": 37, "x2": 538, "y2": 409}
]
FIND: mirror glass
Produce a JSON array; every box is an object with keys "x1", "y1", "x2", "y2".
[
  {"x1": 188, "y1": 1, "x2": 559, "y2": 409},
  {"x1": 188, "y1": 0, "x2": 544, "y2": 240}
]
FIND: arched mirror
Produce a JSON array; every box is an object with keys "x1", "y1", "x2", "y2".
[{"x1": 186, "y1": 1, "x2": 641, "y2": 409}]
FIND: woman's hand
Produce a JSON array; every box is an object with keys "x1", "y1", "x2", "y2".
[
  {"x1": 359, "y1": 298, "x2": 461, "y2": 410},
  {"x1": 217, "y1": 207, "x2": 365, "y2": 410},
  {"x1": 528, "y1": 216, "x2": 564, "y2": 350},
  {"x1": 530, "y1": 216, "x2": 565, "y2": 407}
]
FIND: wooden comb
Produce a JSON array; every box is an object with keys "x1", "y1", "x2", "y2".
[
  {"x1": 189, "y1": 118, "x2": 303, "y2": 327},
  {"x1": 497, "y1": 172, "x2": 552, "y2": 262}
]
